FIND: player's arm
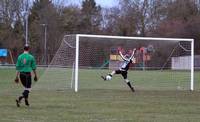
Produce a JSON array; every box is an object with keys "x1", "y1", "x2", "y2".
[
  {"x1": 14, "y1": 57, "x2": 20, "y2": 83},
  {"x1": 119, "y1": 51, "x2": 129, "y2": 61},
  {"x1": 118, "y1": 47, "x2": 129, "y2": 61},
  {"x1": 130, "y1": 48, "x2": 136, "y2": 60},
  {"x1": 31, "y1": 56, "x2": 38, "y2": 81},
  {"x1": 14, "y1": 71, "x2": 19, "y2": 83},
  {"x1": 33, "y1": 70, "x2": 38, "y2": 81}
]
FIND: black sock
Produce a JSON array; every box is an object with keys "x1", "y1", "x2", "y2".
[
  {"x1": 18, "y1": 96, "x2": 24, "y2": 102},
  {"x1": 127, "y1": 82, "x2": 133, "y2": 89},
  {"x1": 25, "y1": 99, "x2": 29, "y2": 106},
  {"x1": 23, "y1": 90, "x2": 29, "y2": 99}
]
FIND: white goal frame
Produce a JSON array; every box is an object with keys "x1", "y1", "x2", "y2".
[{"x1": 72, "y1": 34, "x2": 194, "y2": 92}]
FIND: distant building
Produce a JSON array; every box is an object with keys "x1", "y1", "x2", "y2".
[{"x1": 172, "y1": 55, "x2": 200, "y2": 70}]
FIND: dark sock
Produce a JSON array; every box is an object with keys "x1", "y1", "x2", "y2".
[
  {"x1": 127, "y1": 82, "x2": 135, "y2": 92},
  {"x1": 23, "y1": 90, "x2": 29, "y2": 98},
  {"x1": 127, "y1": 82, "x2": 132, "y2": 88},
  {"x1": 23, "y1": 90, "x2": 30, "y2": 106},
  {"x1": 16, "y1": 99, "x2": 20, "y2": 107},
  {"x1": 18, "y1": 96, "x2": 24, "y2": 102},
  {"x1": 25, "y1": 99, "x2": 29, "y2": 106}
]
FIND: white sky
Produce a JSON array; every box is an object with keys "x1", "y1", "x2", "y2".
[
  {"x1": 65, "y1": 0, "x2": 117, "y2": 8},
  {"x1": 95, "y1": 0, "x2": 117, "y2": 7}
]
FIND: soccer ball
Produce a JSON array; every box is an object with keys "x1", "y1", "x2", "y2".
[{"x1": 106, "y1": 75, "x2": 112, "y2": 80}]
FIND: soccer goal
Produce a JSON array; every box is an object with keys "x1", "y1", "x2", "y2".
[{"x1": 37, "y1": 34, "x2": 194, "y2": 92}]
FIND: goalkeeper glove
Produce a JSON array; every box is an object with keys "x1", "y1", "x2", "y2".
[
  {"x1": 14, "y1": 77, "x2": 19, "y2": 83},
  {"x1": 34, "y1": 76, "x2": 38, "y2": 82}
]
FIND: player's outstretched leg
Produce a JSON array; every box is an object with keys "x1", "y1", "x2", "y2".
[
  {"x1": 125, "y1": 79, "x2": 135, "y2": 92},
  {"x1": 101, "y1": 71, "x2": 115, "y2": 81},
  {"x1": 101, "y1": 75, "x2": 106, "y2": 80}
]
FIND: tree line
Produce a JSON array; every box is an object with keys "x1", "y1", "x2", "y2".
[{"x1": 0, "y1": 0, "x2": 200, "y2": 64}]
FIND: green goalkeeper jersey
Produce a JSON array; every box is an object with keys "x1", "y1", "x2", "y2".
[{"x1": 16, "y1": 52, "x2": 36, "y2": 72}]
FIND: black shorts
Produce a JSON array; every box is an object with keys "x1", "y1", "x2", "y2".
[
  {"x1": 19, "y1": 72, "x2": 32, "y2": 88},
  {"x1": 115, "y1": 70, "x2": 127, "y2": 79}
]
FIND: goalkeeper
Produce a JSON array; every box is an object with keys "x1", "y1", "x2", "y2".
[
  {"x1": 101, "y1": 48, "x2": 136, "y2": 92},
  {"x1": 14, "y1": 45, "x2": 38, "y2": 107}
]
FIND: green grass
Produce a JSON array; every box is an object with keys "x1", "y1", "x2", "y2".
[{"x1": 0, "y1": 67, "x2": 200, "y2": 122}]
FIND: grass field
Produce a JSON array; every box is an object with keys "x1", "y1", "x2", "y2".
[{"x1": 0, "y1": 67, "x2": 200, "y2": 122}]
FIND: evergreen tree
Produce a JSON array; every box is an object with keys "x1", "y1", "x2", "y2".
[{"x1": 79, "y1": 0, "x2": 102, "y2": 34}]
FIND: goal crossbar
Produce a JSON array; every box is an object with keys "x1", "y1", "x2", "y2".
[{"x1": 65, "y1": 34, "x2": 194, "y2": 42}]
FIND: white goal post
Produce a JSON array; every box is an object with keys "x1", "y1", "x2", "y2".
[{"x1": 73, "y1": 34, "x2": 194, "y2": 92}]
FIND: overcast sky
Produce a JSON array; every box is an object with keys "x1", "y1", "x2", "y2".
[
  {"x1": 95, "y1": 0, "x2": 117, "y2": 7},
  {"x1": 65, "y1": 0, "x2": 118, "y2": 8}
]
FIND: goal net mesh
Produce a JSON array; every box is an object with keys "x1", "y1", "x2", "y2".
[{"x1": 35, "y1": 35, "x2": 192, "y2": 91}]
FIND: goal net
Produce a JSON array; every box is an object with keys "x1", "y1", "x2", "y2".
[{"x1": 36, "y1": 34, "x2": 194, "y2": 92}]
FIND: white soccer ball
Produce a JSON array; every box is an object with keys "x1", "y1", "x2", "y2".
[{"x1": 106, "y1": 75, "x2": 112, "y2": 80}]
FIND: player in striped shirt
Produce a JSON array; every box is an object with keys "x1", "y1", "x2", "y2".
[{"x1": 101, "y1": 48, "x2": 136, "y2": 92}]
